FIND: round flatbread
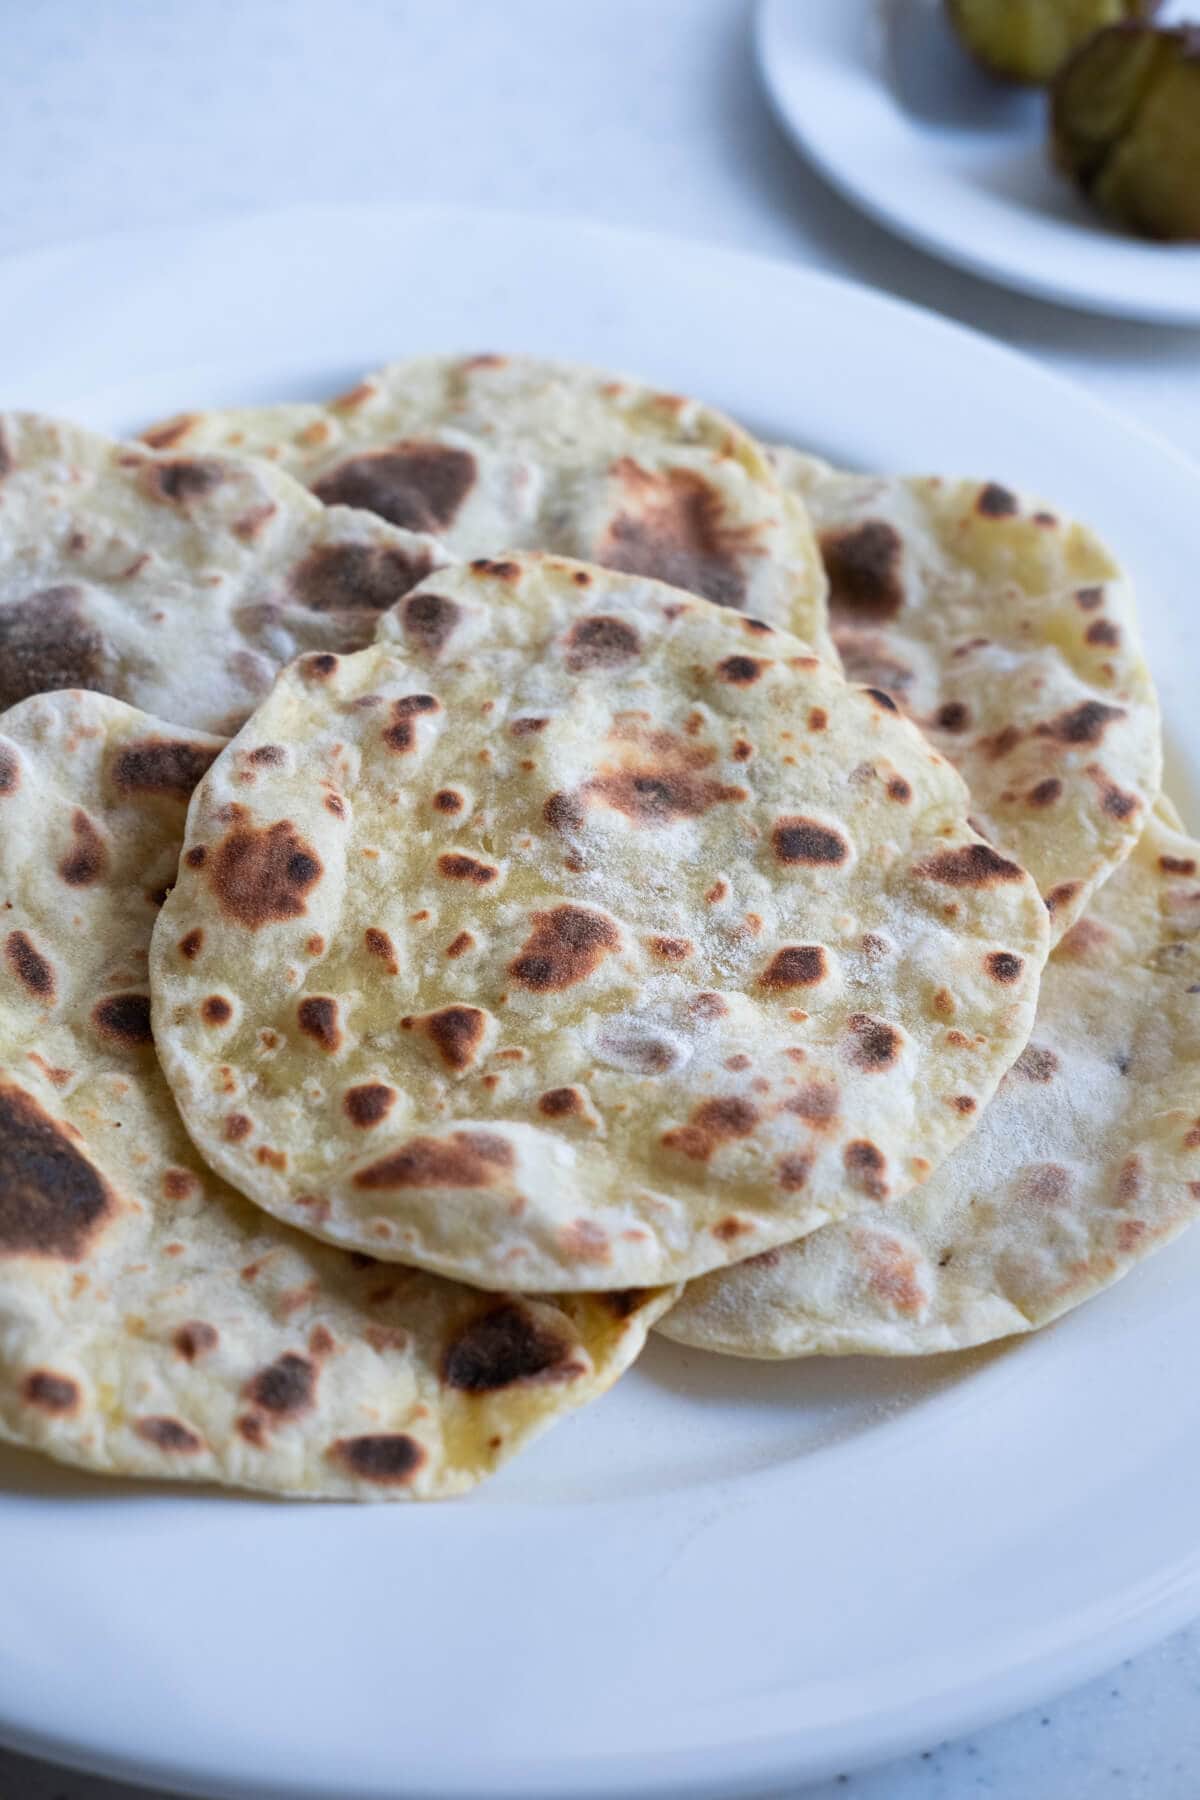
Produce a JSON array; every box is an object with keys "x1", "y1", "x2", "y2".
[
  {"x1": 0, "y1": 412, "x2": 447, "y2": 736},
  {"x1": 0, "y1": 691, "x2": 669, "y2": 1499},
  {"x1": 660, "y1": 804, "x2": 1200, "y2": 1357},
  {"x1": 140, "y1": 353, "x2": 833, "y2": 657},
  {"x1": 771, "y1": 451, "x2": 1162, "y2": 943},
  {"x1": 151, "y1": 555, "x2": 1049, "y2": 1291}
]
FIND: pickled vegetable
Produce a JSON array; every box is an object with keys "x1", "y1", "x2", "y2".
[
  {"x1": 946, "y1": 0, "x2": 1159, "y2": 85},
  {"x1": 1052, "y1": 24, "x2": 1200, "y2": 240}
]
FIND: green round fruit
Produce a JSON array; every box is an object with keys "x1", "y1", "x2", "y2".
[
  {"x1": 946, "y1": 0, "x2": 1159, "y2": 86},
  {"x1": 1052, "y1": 23, "x2": 1200, "y2": 240}
]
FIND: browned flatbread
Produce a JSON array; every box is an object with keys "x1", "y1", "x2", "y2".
[
  {"x1": 140, "y1": 353, "x2": 834, "y2": 657},
  {"x1": 0, "y1": 412, "x2": 447, "y2": 735},
  {"x1": 0, "y1": 689, "x2": 672, "y2": 1498},
  {"x1": 770, "y1": 453, "x2": 1162, "y2": 944},
  {"x1": 151, "y1": 554, "x2": 1049, "y2": 1291},
  {"x1": 661, "y1": 803, "x2": 1200, "y2": 1357}
]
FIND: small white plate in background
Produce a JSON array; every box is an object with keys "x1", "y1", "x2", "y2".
[{"x1": 756, "y1": 0, "x2": 1200, "y2": 324}]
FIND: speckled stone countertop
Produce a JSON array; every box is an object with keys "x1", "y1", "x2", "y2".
[{"x1": 1, "y1": 2, "x2": 1199, "y2": 1795}]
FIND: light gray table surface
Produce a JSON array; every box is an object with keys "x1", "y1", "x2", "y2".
[{"x1": 2, "y1": 3, "x2": 1199, "y2": 1796}]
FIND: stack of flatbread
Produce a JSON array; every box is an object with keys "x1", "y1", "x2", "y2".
[{"x1": 0, "y1": 352, "x2": 1190, "y2": 1501}]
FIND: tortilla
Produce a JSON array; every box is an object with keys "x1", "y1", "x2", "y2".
[
  {"x1": 0, "y1": 411, "x2": 447, "y2": 736},
  {"x1": 771, "y1": 452, "x2": 1161, "y2": 942},
  {"x1": 659, "y1": 805, "x2": 1200, "y2": 1356},
  {"x1": 151, "y1": 554, "x2": 1049, "y2": 1291},
  {"x1": 0, "y1": 690, "x2": 670, "y2": 1499},
  {"x1": 139, "y1": 353, "x2": 833, "y2": 657}
]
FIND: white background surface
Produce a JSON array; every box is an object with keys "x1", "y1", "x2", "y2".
[{"x1": 1, "y1": 2, "x2": 1198, "y2": 1796}]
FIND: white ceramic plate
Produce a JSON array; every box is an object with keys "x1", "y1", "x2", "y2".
[
  {"x1": 756, "y1": 0, "x2": 1200, "y2": 325},
  {"x1": 3, "y1": 205, "x2": 1200, "y2": 1800}
]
